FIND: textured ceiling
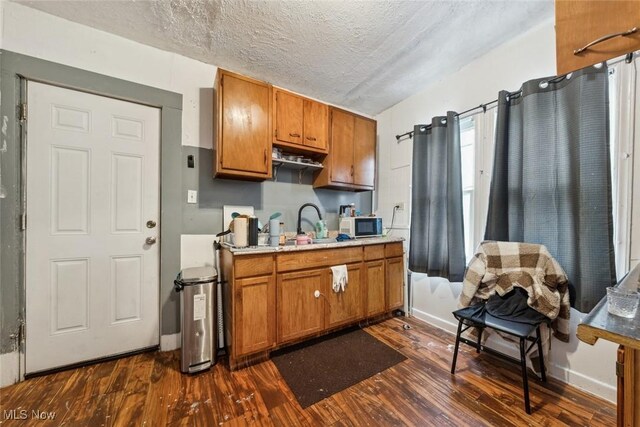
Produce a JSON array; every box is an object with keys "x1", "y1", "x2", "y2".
[{"x1": 16, "y1": 0, "x2": 553, "y2": 115}]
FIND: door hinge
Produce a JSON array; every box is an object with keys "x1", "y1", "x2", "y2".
[
  {"x1": 616, "y1": 360, "x2": 624, "y2": 377},
  {"x1": 20, "y1": 214, "x2": 26, "y2": 231},
  {"x1": 19, "y1": 103, "x2": 27, "y2": 122}
]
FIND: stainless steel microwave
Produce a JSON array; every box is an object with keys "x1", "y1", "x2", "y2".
[{"x1": 339, "y1": 217, "x2": 383, "y2": 238}]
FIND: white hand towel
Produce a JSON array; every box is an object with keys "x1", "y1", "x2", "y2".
[{"x1": 330, "y1": 265, "x2": 348, "y2": 293}]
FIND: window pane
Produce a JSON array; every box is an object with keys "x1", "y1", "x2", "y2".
[
  {"x1": 463, "y1": 190, "x2": 473, "y2": 262},
  {"x1": 461, "y1": 144, "x2": 474, "y2": 190},
  {"x1": 460, "y1": 116, "x2": 476, "y2": 262}
]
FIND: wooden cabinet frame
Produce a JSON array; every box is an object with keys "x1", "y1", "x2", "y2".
[
  {"x1": 272, "y1": 87, "x2": 329, "y2": 154},
  {"x1": 214, "y1": 69, "x2": 272, "y2": 180},
  {"x1": 314, "y1": 107, "x2": 376, "y2": 191},
  {"x1": 221, "y1": 242, "x2": 404, "y2": 369}
]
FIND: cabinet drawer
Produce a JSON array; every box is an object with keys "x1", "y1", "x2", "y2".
[
  {"x1": 364, "y1": 244, "x2": 385, "y2": 261},
  {"x1": 235, "y1": 255, "x2": 274, "y2": 278},
  {"x1": 277, "y1": 247, "x2": 362, "y2": 272},
  {"x1": 385, "y1": 243, "x2": 403, "y2": 258}
]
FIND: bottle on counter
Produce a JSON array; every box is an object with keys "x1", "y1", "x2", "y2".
[{"x1": 279, "y1": 221, "x2": 286, "y2": 245}]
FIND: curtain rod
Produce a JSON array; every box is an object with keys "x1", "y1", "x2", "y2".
[
  {"x1": 394, "y1": 99, "x2": 499, "y2": 141},
  {"x1": 395, "y1": 52, "x2": 635, "y2": 142}
]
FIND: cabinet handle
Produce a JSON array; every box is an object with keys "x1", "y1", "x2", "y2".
[
  {"x1": 289, "y1": 133, "x2": 301, "y2": 138},
  {"x1": 306, "y1": 136, "x2": 317, "y2": 141},
  {"x1": 350, "y1": 165, "x2": 354, "y2": 176},
  {"x1": 574, "y1": 27, "x2": 638, "y2": 55},
  {"x1": 263, "y1": 149, "x2": 267, "y2": 165}
]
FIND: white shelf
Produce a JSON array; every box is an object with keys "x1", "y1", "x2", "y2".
[{"x1": 272, "y1": 158, "x2": 323, "y2": 182}]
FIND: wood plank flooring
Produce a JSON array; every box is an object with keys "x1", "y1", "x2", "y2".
[{"x1": 0, "y1": 317, "x2": 616, "y2": 426}]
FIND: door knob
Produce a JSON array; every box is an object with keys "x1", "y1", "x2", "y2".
[
  {"x1": 146, "y1": 237, "x2": 157, "y2": 245},
  {"x1": 146, "y1": 220, "x2": 157, "y2": 228}
]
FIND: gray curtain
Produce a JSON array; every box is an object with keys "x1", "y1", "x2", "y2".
[
  {"x1": 409, "y1": 111, "x2": 466, "y2": 281},
  {"x1": 485, "y1": 65, "x2": 616, "y2": 312}
]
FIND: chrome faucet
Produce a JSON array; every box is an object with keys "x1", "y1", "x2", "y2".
[{"x1": 297, "y1": 203, "x2": 323, "y2": 235}]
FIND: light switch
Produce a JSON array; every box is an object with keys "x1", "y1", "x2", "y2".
[{"x1": 187, "y1": 190, "x2": 198, "y2": 204}]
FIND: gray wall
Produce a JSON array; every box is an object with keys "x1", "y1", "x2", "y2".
[{"x1": 182, "y1": 146, "x2": 372, "y2": 236}]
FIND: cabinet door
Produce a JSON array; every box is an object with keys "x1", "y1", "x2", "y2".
[
  {"x1": 327, "y1": 263, "x2": 364, "y2": 328},
  {"x1": 330, "y1": 108, "x2": 354, "y2": 184},
  {"x1": 274, "y1": 89, "x2": 304, "y2": 145},
  {"x1": 219, "y1": 72, "x2": 271, "y2": 176},
  {"x1": 386, "y1": 256, "x2": 404, "y2": 310},
  {"x1": 303, "y1": 99, "x2": 328, "y2": 152},
  {"x1": 277, "y1": 269, "x2": 326, "y2": 343},
  {"x1": 234, "y1": 275, "x2": 276, "y2": 357},
  {"x1": 556, "y1": 1, "x2": 640, "y2": 75},
  {"x1": 353, "y1": 116, "x2": 376, "y2": 188},
  {"x1": 365, "y1": 260, "x2": 386, "y2": 317}
]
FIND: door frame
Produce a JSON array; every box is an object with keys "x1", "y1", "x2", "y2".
[{"x1": 0, "y1": 50, "x2": 183, "y2": 383}]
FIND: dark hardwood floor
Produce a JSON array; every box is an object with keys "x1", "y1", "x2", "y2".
[{"x1": 0, "y1": 317, "x2": 616, "y2": 426}]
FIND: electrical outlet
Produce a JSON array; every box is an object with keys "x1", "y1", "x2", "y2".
[
  {"x1": 187, "y1": 190, "x2": 198, "y2": 204},
  {"x1": 395, "y1": 202, "x2": 405, "y2": 211}
]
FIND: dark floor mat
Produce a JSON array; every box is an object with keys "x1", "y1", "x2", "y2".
[{"x1": 271, "y1": 327, "x2": 407, "y2": 408}]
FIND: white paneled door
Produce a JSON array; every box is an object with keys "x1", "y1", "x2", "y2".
[{"x1": 25, "y1": 82, "x2": 160, "y2": 374}]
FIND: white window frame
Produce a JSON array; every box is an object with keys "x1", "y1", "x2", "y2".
[
  {"x1": 460, "y1": 106, "x2": 497, "y2": 258},
  {"x1": 609, "y1": 59, "x2": 637, "y2": 276}
]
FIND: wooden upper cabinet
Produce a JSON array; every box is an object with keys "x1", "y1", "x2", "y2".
[
  {"x1": 303, "y1": 99, "x2": 329, "y2": 151},
  {"x1": 329, "y1": 108, "x2": 355, "y2": 185},
  {"x1": 314, "y1": 107, "x2": 376, "y2": 191},
  {"x1": 274, "y1": 89, "x2": 303, "y2": 145},
  {"x1": 556, "y1": 1, "x2": 640, "y2": 75},
  {"x1": 272, "y1": 88, "x2": 329, "y2": 154},
  {"x1": 353, "y1": 116, "x2": 376, "y2": 187},
  {"x1": 215, "y1": 69, "x2": 272, "y2": 180}
]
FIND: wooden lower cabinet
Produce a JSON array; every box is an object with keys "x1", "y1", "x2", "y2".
[
  {"x1": 234, "y1": 275, "x2": 276, "y2": 357},
  {"x1": 618, "y1": 345, "x2": 640, "y2": 426},
  {"x1": 365, "y1": 260, "x2": 386, "y2": 317},
  {"x1": 223, "y1": 243, "x2": 405, "y2": 368},
  {"x1": 277, "y1": 269, "x2": 326, "y2": 344},
  {"x1": 327, "y1": 263, "x2": 364, "y2": 328},
  {"x1": 386, "y1": 256, "x2": 404, "y2": 310}
]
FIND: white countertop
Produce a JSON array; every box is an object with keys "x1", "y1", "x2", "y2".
[{"x1": 222, "y1": 236, "x2": 405, "y2": 255}]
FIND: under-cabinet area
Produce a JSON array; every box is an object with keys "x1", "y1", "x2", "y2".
[{"x1": 220, "y1": 240, "x2": 405, "y2": 369}]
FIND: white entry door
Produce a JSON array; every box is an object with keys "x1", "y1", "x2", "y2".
[{"x1": 25, "y1": 82, "x2": 160, "y2": 374}]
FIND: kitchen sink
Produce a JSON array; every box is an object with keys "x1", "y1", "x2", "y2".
[
  {"x1": 312, "y1": 238, "x2": 337, "y2": 244},
  {"x1": 284, "y1": 238, "x2": 338, "y2": 246}
]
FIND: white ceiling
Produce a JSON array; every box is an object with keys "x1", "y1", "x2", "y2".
[{"x1": 17, "y1": 0, "x2": 554, "y2": 115}]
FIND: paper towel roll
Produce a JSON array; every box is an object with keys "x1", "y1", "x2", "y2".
[
  {"x1": 269, "y1": 219, "x2": 280, "y2": 236},
  {"x1": 234, "y1": 217, "x2": 248, "y2": 247},
  {"x1": 269, "y1": 219, "x2": 280, "y2": 247}
]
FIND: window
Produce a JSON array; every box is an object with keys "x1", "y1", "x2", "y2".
[
  {"x1": 460, "y1": 117, "x2": 475, "y2": 261},
  {"x1": 459, "y1": 60, "x2": 635, "y2": 273},
  {"x1": 460, "y1": 109, "x2": 496, "y2": 262}
]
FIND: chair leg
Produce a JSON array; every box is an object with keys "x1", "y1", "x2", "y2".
[
  {"x1": 476, "y1": 328, "x2": 483, "y2": 353},
  {"x1": 520, "y1": 337, "x2": 531, "y2": 414},
  {"x1": 451, "y1": 320, "x2": 463, "y2": 374},
  {"x1": 536, "y1": 326, "x2": 546, "y2": 382}
]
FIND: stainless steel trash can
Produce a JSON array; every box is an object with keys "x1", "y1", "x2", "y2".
[{"x1": 174, "y1": 266, "x2": 217, "y2": 374}]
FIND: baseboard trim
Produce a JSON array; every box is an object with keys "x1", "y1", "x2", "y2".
[
  {"x1": 0, "y1": 351, "x2": 21, "y2": 388},
  {"x1": 160, "y1": 333, "x2": 181, "y2": 351},
  {"x1": 409, "y1": 309, "x2": 616, "y2": 403}
]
